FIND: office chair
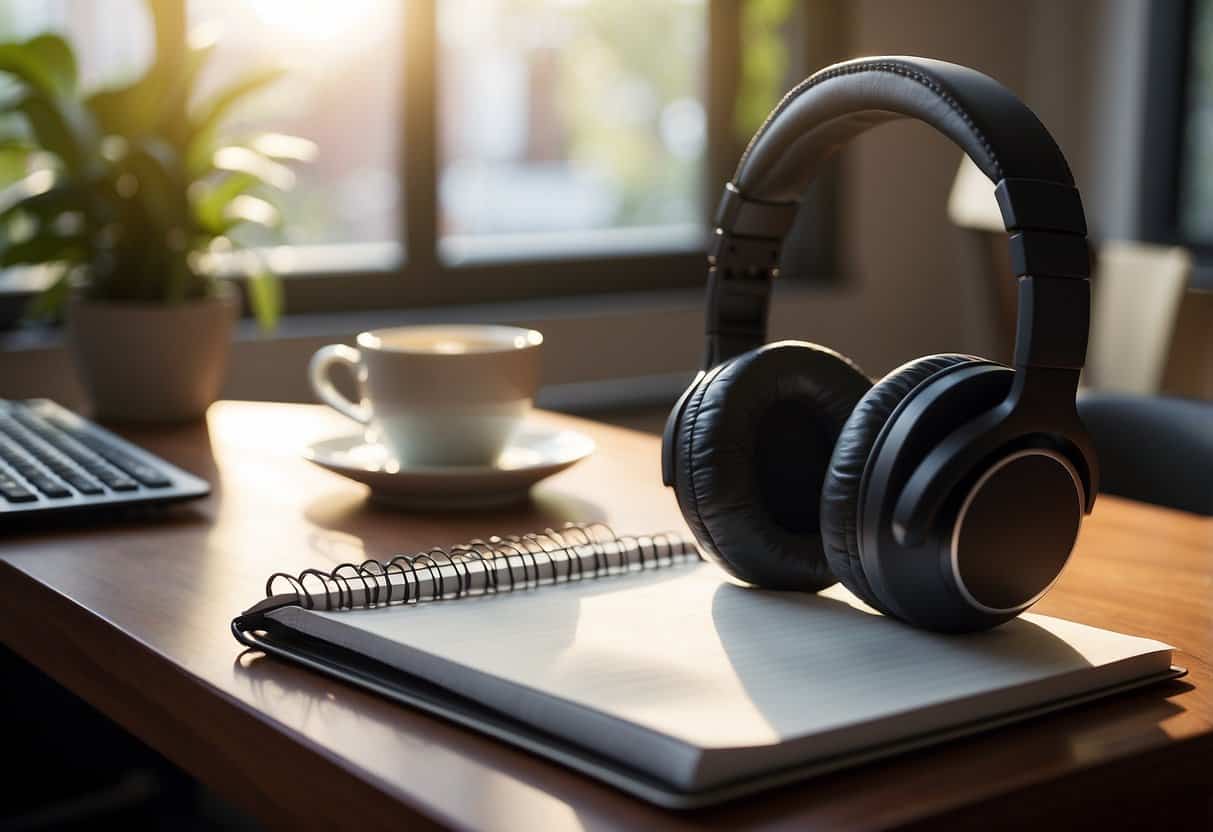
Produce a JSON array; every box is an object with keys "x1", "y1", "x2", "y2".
[
  {"x1": 1077, "y1": 392, "x2": 1213, "y2": 516},
  {"x1": 1084, "y1": 242, "x2": 1192, "y2": 395}
]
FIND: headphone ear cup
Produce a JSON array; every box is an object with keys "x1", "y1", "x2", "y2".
[
  {"x1": 820, "y1": 354, "x2": 979, "y2": 611},
  {"x1": 671, "y1": 369, "x2": 720, "y2": 554},
  {"x1": 673, "y1": 341, "x2": 871, "y2": 591}
]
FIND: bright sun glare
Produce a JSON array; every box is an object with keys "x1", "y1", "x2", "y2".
[{"x1": 245, "y1": 0, "x2": 383, "y2": 41}]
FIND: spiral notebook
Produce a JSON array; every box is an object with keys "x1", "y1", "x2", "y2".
[{"x1": 232, "y1": 524, "x2": 1181, "y2": 809}]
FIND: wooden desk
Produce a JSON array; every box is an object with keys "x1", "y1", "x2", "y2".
[{"x1": 2, "y1": 402, "x2": 1212, "y2": 830}]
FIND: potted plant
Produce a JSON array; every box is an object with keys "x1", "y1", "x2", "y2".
[{"x1": 0, "y1": 1, "x2": 312, "y2": 422}]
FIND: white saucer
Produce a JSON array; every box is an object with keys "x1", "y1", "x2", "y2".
[{"x1": 304, "y1": 425, "x2": 595, "y2": 510}]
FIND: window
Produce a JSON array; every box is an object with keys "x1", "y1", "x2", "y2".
[
  {"x1": 2, "y1": 0, "x2": 836, "y2": 313},
  {"x1": 438, "y1": 0, "x2": 706, "y2": 256},
  {"x1": 188, "y1": 0, "x2": 404, "y2": 249},
  {"x1": 1178, "y1": 0, "x2": 1213, "y2": 245},
  {"x1": 1142, "y1": 0, "x2": 1213, "y2": 277},
  {"x1": 0, "y1": 1, "x2": 152, "y2": 87}
]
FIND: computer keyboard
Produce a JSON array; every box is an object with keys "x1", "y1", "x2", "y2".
[{"x1": 0, "y1": 399, "x2": 210, "y2": 518}]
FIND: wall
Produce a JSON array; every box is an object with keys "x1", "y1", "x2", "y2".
[
  {"x1": 828, "y1": 0, "x2": 1141, "y2": 369},
  {"x1": 831, "y1": 0, "x2": 1033, "y2": 365}
]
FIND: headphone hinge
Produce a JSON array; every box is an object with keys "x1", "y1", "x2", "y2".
[{"x1": 715, "y1": 182, "x2": 800, "y2": 239}]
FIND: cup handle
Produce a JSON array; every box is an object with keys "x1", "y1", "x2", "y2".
[{"x1": 308, "y1": 344, "x2": 371, "y2": 424}]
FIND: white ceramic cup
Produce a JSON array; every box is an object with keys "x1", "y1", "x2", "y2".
[{"x1": 309, "y1": 324, "x2": 543, "y2": 467}]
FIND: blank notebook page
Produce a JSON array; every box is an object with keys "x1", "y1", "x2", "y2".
[{"x1": 271, "y1": 562, "x2": 1172, "y2": 789}]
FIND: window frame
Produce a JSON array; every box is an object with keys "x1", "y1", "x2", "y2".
[
  {"x1": 166, "y1": 0, "x2": 842, "y2": 315},
  {"x1": 1137, "y1": 0, "x2": 1213, "y2": 291},
  {"x1": 1139, "y1": 0, "x2": 1194, "y2": 248}
]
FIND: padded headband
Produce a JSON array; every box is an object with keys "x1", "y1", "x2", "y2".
[{"x1": 706, "y1": 56, "x2": 1090, "y2": 372}]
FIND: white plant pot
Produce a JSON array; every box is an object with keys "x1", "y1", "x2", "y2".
[{"x1": 66, "y1": 288, "x2": 239, "y2": 423}]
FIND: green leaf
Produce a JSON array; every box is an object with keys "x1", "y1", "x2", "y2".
[
  {"x1": 140, "y1": 39, "x2": 213, "y2": 150},
  {"x1": 222, "y1": 193, "x2": 278, "y2": 229},
  {"x1": 164, "y1": 249, "x2": 195, "y2": 302},
  {"x1": 185, "y1": 67, "x2": 285, "y2": 173},
  {"x1": 209, "y1": 145, "x2": 295, "y2": 189},
  {"x1": 85, "y1": 35, "x2": 213, "y2": 142},
  {"x1": 0, "y1": 168, "x2": 54, "y2": 214},
  {"x1": 0, "y1": 34, "x2": 77, "y2": 100},
  {"x1": 246, "y1": 132, "x2": 317, "y2": 163},
  {"x1": 244, "y1": 268, "x2": 281, "y2": 332},
  {"x1": 192, "y1": 171, "x2": 255, "y2": 234},
  {"x1": 0, "y1": 177, "x2": 80, "y2": 226},
  {"x1": 115, "y1": 137, "x2": 190, "y2": 230},
  {"x1": 0, "y1": 112, "x2": 32, "y2": 144},
  {"x1": 0, "y1": 141, "x2": 33, "y2": 186},
  {"x1": 85, "y1": 79, "x2": 157, "y2": 138},
  {"x1": 0, "y1": 231, "x2": 83, "y2": 267},
  {"x1": 23, "y1": 264, "x2": 71, "y2": 322},
  {"x1": 180, "y1": 40, "x2": 216, "y2": 104},
  {"x1": 25, "y1": 34, "x2": 76, "y2": 97},
  {"x1": 15, "y1": 92, "x2": 97, "y2": 173}
]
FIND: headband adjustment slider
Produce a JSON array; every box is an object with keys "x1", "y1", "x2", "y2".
[
  {"x1": 995, "y1": 178, "x2": 1086, "y2": 235},
  {"x1": 703, "y1": 265, "x2": 771, "y2": 366},
  {"x1": 715, "y1": 182, "x2": 800, "y2": 239},
  {"x1": 1008, "y1": 231, "x2": 1090, "y2": 279},
  {"x1": 708, "y1": 229, "x2": 780, "y2": 278}
]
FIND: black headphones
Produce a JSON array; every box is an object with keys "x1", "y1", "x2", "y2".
[{"x1": 662, "y1": 56, "x2": 1098, "y2": 633}]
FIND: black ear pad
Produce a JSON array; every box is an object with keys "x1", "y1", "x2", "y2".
[
  {"x1": 674, "y1": 341, "x2": 872, "y2": 591},
  {"x1": 820, "y1": 354, "x2": 980, "y2": 610}
]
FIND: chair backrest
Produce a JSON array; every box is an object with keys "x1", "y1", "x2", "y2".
[
  {"x1": 1085, "y1": 241, "x2": 1193, "y2": 395},
  {"x1": 1077, "y1": 392, "x2": 1213, "y2": 516},
  {"x1": 948, "y1": 159, "x2": 1206, "y2": 397},
  {"x1": 1161, "y1": 287, "x2": 1213, "y2": 399}
]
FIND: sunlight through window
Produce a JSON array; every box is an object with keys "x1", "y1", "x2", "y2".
[
  {"x1": 438, "y1": 0, "x2": 707, "y2": 242},
  {"x1": 189, "y1": 0, "x2": 403, "y2": 247}
]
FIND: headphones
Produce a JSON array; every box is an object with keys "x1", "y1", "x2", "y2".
[{"x1": 662, "y1": 56, "x2": 1098, "y2": 633}]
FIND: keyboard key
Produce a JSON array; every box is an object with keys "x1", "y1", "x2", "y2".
[
  {"x1": 25, "y1": 473, "x2": 71, "y2": 498},
  {"x1": 0, "y1": 477, "x2": 36, "y2": 502},
  {"x1": 2, "y1": 411, "x2": 152, "y2": 493},
  {"x1": 21, "y1": 415, "x2": 172, "y2": 488},
  {"x1": 126, "y1": 466, "x2": 172, "y2": 488},
  {"x1": 95, "y1": 471, "x2": 138, "y2": 491},
  {"x1": 90, "y1": 448, "x2": 172, "y2": 486},
  {"x1": 13, "y1": 463, "x2": 41, "y2": 478},
  {"x1": 62, "y1": 472, "x2": 104, "y2": 495},
  {"x1": 77, "y1": 444, "x2": 169, "y2": 486},
  {"x1": 0, "y1": 399, "x2": 209, "y2": 517}
]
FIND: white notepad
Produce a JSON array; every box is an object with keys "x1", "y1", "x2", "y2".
[{"x1": 263, "y1": 560, "x2": 1175, "y2": 792}]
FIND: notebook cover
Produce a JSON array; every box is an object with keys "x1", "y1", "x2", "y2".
[{"x1": 232, "y1": 615, "x2": 1185, "y2": 810}]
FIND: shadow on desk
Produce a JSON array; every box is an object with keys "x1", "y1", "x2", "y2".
[
  {"x1": 303, "y1": 487, "x2": 609, "y2": 539},
  {"x1": 0, "y1": 501, "x2": 211, "y2": 540}
]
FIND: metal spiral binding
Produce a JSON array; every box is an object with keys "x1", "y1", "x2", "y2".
[{"x1": 264, "y1": 523, "x2": 700, "y2": 612}]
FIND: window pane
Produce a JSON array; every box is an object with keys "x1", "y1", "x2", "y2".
[
  {"x1": 0, "y1": 0, "x2": 152, "y2": 89},
  {"x1": 438, "y1": 0, "x2": 707, "y2": 244},
  {"x1": 1181, "y1": 0, "x2": 1213, "y2": 242},
  {"x1": 188, "y1": 0, "x2": 402, "y2": 248}
]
